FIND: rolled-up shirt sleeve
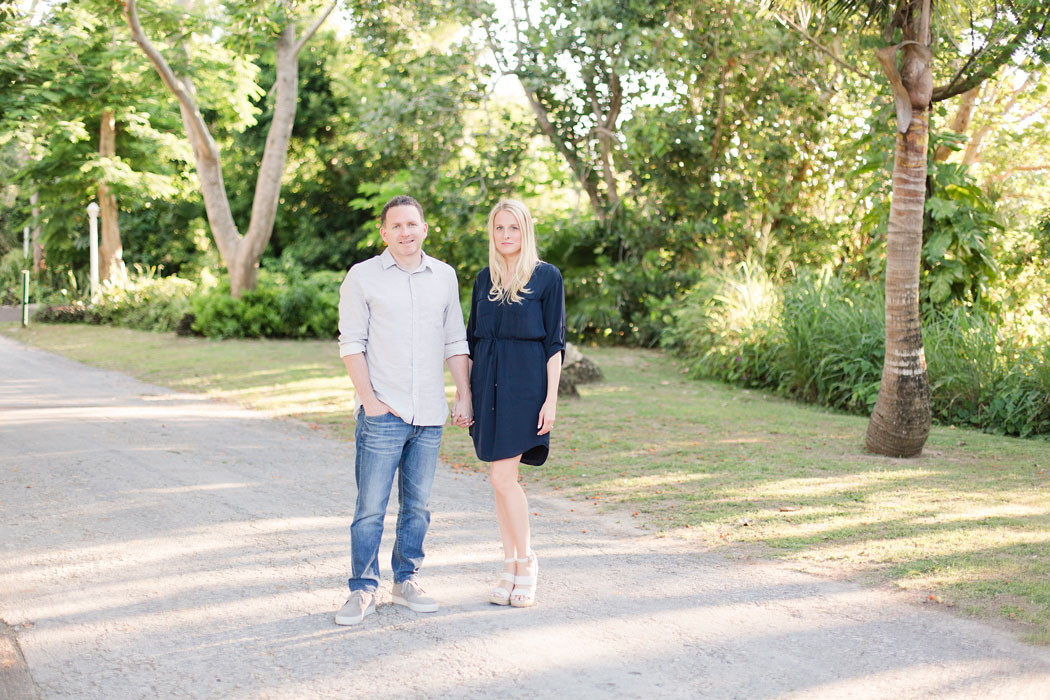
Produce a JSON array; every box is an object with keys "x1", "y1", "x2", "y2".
[
  {"x1": 443, "y1": 268, "x2": 470, "y2": 359},
  {"x1": 542, "y1": 265, "x2": 566, "y2": 361},
  {"x1": 337, "y1": 268, "x2": 368, "y2": 358}
]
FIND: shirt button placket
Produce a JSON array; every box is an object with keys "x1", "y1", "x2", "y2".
[{"x1": 410, "y1": 273, "x2": 418, "y2": 420}]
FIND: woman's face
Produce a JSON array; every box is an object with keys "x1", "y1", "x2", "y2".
[{"x1": 492, "y1": 210, "x2": 523, "y2": 260}]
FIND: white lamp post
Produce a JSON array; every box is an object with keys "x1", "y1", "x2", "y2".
[
  {"x1": 23, "y1": 226, "x2": 29, "y2": 258},
  {"x1": 87, "y1": 201, "x2": 100, "y2": 300}
]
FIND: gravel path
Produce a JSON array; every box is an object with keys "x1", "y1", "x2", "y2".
[{"x1": 2, "y1": 332, "x2": 1050, "y2": 699}]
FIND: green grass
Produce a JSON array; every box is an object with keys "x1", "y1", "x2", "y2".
[{"x1": 5, "y1": 322, "x2": 1050, "y2": 643}]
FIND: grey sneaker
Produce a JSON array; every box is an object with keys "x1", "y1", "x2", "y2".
[
  {"x1": 335, "y1": 590, "x2": 376, "y2": 626},
  {"x1": 391, "y1": 579, "x2": 439, "y2": 613}
]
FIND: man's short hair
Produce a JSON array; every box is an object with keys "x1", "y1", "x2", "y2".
[{"x1": 381, "y1": 195, "x2": 424, "y2": 226}]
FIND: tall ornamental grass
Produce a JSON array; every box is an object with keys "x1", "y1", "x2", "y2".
[{"x1": 667, "y1": 267, "x2": 1050, "y2": 439}]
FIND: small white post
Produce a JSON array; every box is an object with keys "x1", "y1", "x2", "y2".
[
  {"x1": 87, "y1": 201, "x2": 100, "y2": 300},
  {"x1": 23, "y1": 226, "x2": 29, "y2": 258}
]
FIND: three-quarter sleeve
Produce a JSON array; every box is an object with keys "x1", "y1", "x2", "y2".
[
  {"x1": 466, "y1": 273, "x2": 482, "y2": 360},
  {"x1": 443, "y1": 268, "x2": 470, "y2": 359},
  {"x1": 337, "y1": 267, "x2": 368, "y2": 358},
  {"x1": 541, "y1": 264, "x2": 566, "y2": 361}
]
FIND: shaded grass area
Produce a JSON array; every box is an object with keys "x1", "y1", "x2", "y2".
[{"x1": 4, "y1": 322, "x2": 1049, "y2": 643}]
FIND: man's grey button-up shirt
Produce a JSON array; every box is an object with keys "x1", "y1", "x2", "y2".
[{"x1": 338, "y1": 249, "x2": 469, "y2": 426}]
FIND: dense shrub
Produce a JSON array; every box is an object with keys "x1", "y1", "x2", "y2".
[
  {"x1": 34, "y1": 268, "x2": 195, "y2": 332},
  {"x1": 925, "y1": 310, "x2": 1050, "y2": 438},
  {"x1": 662, "y1": 262, "x2": 783, "y2": 387},
  {"x1": 0, "y1": 248, "x2": 43, "y2": 305},
  {"x1": 91, "y1": 271, "x2": 196, "y2": 331},
  {"x1": 34, "y1": 302, "x2": 96, "y2": 324},
  {"x1": 668, "y1": 268, "x2": 1050, "y2": 439},
  {"x1": 546, "y1": 214, "x2": 702, "y2": 346},
  {"x1": 190, "y1": 269, "x2": 342, "y2": 339},
  {"x1": 777, "y1": 275, "x2": 883, "y2": 413}
]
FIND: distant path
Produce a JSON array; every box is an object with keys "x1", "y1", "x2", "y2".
[
  {"x1": 2, "y1": 332, "x2": 1050, "y2": 699},
  {"x1": 0, "y1": 305, "x2": 37, "y2": 323}
]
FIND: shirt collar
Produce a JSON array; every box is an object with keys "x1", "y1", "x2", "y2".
[{"x1": 380, "y1": 248, "x2": 432, "y2": 273}]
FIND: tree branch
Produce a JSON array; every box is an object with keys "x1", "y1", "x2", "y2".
[
  {"x1": 121, "y1": 0, "x2": 212, "y2": 155},
  {"x1": 934, "y1": 13, "x2": 1050, "y2": 102},
  {"x1": 293, "y1": 0, "x2": 338, "y2": 55},
  {"x1": 774, "y1": 11, "x2": 876, "y2": 83}
]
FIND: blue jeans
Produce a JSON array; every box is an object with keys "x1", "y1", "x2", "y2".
[{"x1": 349, "y1": 408, "x2": 443, "y2": 593}]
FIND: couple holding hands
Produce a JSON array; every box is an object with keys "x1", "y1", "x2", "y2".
[{"x1": 335, "y1": 195, "x2": 565, "y2": 626}]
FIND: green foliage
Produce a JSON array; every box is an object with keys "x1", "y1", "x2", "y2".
[
  {"x1": 34, "y1": 266, "x2": 196, "y2": 332},
  {"x1": 0, "y1": 0, "x2": 197, "y2": 272},
  {"x1": 777, "y1": 275, "x2": 884, "y2": 413},
  {"x1": 545, "y1": 213, "x2": 701, "y2": 346},
  {"x1": 922, "y1": 162, "x2": 1002, "y2": 307},
  {"x1": 0, "y1": 248, "x2": 29, "y2": 305},
  {"x1": 667, "y1": 270, "x2": 1050, "y2": 439},
  {"x1": 0, "y1": 248, "x2": 87, "y2": 306},
  {"x1": 190, "y1": 267, "x2": 342, "y2": 339},
  {"x1": 852, "y1": 118, "x2": 1004, "y2": 309},
  {"x1": 661, "y1": 262, "x2": 783, "y2": 386},
  {"x1": 925, "y1": 310, "x2": 1050, "y2": 438}
]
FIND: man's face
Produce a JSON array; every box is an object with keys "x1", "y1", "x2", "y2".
[{"x1": 380, "y1": 205, "x2": 428, "y2": 260}]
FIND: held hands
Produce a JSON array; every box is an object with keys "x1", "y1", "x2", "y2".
[
  {"x1": 451, "y1": 391, "x2": 474, "y2": 428},
  {"x1": 537, "y1": 398, "x2": 556, "y2": 435}
]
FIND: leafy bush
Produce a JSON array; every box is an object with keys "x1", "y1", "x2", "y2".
[
  {"x1": 925, "y1": 309, "x2": 1050, "y2": 438},
  {"x1": 662, "y1": 262, "x2": 783, "y2": 387},
  {"x1": 852, "y1": 128, "x2": 1003, "y2": 310},
  {"x1": 92, "y1": 270, "x2": 196, "y2": 331},
  {"x1": 777, "y1": 275, "x2": 884, "y2": 413},
  {"x1": 34, "y1": 302, "x2": 96, "y2": 324},
  {"x1": 668, "y1": 268, "x2": 1050, "y2": 439},
  {"x1": 547, "y1": 214, "x2": 702, "y2": 346},
  {"x1": 33, "y1": 267, "x2": 196, "y2": 332},
  {"x1": 190, "y1": 268, "x2": 342, "y2": 339},
  {"x1": 0, "y1": 248, "x2": 36, "y2": 305}
]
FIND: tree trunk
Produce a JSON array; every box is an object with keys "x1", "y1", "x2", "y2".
[
  {"x1": 235, "y1": 24, "x2": 301, "y2": 294},
  {"x1": 865, "y1": 109, "x2": 932, "y2": 457},
  {"x1": 30, "y1": 192, "x2": 43, "y2": 272},
  {"x1": 934, "y1": 87, "x2": 978, "y2": 162},
  {"x1": 522, "y1": 87, "x2": 607, "y2": 222},
  {"x1": 122, "y1": 0, "x2": 335, "y2": 298},
  {"x1": 866, "y1": 33, "x2": 933, "y2": 458},
  {"x1": 961, "y1": 73, "x2": 1035, "y2": 166},
  {"x1": 98, "y1": 109, "x2": 126, "y2": 283}
]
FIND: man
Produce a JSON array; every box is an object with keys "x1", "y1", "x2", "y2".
[{"x1": 335, "y1": 195, "x2": 472, "y2": 626}]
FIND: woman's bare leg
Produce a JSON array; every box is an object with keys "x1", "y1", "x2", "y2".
[{"x1": 489, "y1": 455, "x2": 534, "y2": 598}]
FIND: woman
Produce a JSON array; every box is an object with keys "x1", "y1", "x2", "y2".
[{"x1": 465, "y1": 199, "x2": 565, "y2": 608}]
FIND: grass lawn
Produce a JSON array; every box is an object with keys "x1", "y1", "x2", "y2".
[{"x1": 4, "y1": 322, "x2": 1050, "y2": 643}]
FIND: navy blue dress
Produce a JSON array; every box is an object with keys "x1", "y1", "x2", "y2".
[{"x1": 467, "y1": 262, "x2": 566, "y2": 466}]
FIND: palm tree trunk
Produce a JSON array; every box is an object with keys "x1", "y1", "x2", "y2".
[{"x1": 865, "y1": 109, "x2": 932, "y2": 457}]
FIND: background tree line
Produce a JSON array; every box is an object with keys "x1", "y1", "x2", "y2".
[{"x1": 2, "y1": 0, "x2": 1049, "y2": 453}]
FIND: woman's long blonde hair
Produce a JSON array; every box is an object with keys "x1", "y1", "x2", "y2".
[{"x1": 487, "y1": 199, "x2": 539, "y2": 304}]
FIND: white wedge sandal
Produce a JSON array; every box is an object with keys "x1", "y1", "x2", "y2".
[
  {"x1": 510, "y1": 551, "x2": 538, "y2": 608},
  {"x1": 489, "y1": 557, "x2": 516, "y2": 605}
]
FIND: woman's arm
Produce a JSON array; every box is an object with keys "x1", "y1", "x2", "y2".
[{"x1": 537, "y1": 352, "x2": 561, "y2": 435}]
